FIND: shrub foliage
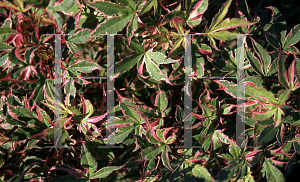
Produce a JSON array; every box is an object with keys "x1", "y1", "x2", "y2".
[{"x1": 0, "y1": 0, "x2": 300, "y2": 181}]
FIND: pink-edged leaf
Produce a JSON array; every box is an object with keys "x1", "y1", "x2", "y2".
[
  {"x1": 86, "y1": 113, "x2": 107, "y2": 123},
  {"x1": 107, "y1": 123, "x2": 134, "y2": 130},
  {"x1": 245, "y1": 150, "x2": 263, "y2": 161},
  {"x1": 144, "y1": 117, "x2": 164, "y2": 143},
  {"x1": 210, "y1": 18, "x2": 255, "y2": 32},
  {"x1": 161, "y1": 145, "x2": 173, "y2": 171},
  {"x1": 50, "y1": 165, "x2": 86, "y2": 178},
  {"x1": 78, "y1": 94, "x2": 87, "y2": 116},
  {"x1": 154, "y1": 85, "x2": 168, "y2": 116}
]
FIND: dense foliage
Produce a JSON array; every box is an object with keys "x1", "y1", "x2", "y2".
[{"x1": 0, "y1": 0, "x2": 300, "y2": 181}]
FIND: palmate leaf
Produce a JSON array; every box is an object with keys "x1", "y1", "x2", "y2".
[
  {"x1": 245, "y1": 85, "x2": 278, "y2": 104},
  {"x1": 206, "y1": 0, "x2": 254, "y2": 50},
  {"x1": 208, "y1": 0, "x2": 233, "y2": 31},
  {"x1": 89, "y1": 0, "x2": 138, "y2": 36}
]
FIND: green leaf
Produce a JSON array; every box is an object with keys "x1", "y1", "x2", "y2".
[
  {"x1": 139, "y1": 0, "x2": 157, "y2": 15},
  {"x1": 0, "y1": 27, "x2": 17, "y2": 42},
  {"x1": 124, "y1": 38, "x2": 145, "y2": 54},
  {"x1": 155, "y1": 89, "x2": 168, "y2": 115},
  {"x1": 47, "y1": 0, "x2": 74, "y2": 12},
  {"x1": 6, "y1": 115, "x2": 26, "y2": 126},
  {"x1": 277, "y1": 56, "x2": 290, "y2": 89},
  {"x1": 11, "y1": 127, "x2": 41, "y2": 141},
  {"x1": 8, "y1": 48, "x2": 27, "y2": 65},
  {"x1": 210, "y1": 18, "x2": 254, "y2": 32},
  {"x1": 135, "y1": 106, "x2": 160, "y2": 119},
  {"x1": 262, "y1": 159, "x2": 284, "y2": 182},
  {"x1": 169, "y1": 162, "x2": 183, "y2": 181},
  {"x1": 147, "y1": 51, "x2": 178, "y2": 64},
  {"x1": 82, "y1": 100, "x2": 94, "y2": 122},
  {"x1": 93, "y1": 13, "x2": 134, "y2": 35},
  {"x1": 67, "y1": 42, "x2": 79, "y2": 53},
  {"x1": 284, "y1": 24, "x2": 300, "y2": 49},
  {"x1": 254, "y1": 107, "x2": 277, "y2": 121},
  {"x1": 229, "y1": 143, "x2": 241, "y2": 159},
  {"x1": 48, "y1": 175, "x2": 88, "y2": 182},
  {"x1": 0, "y1": 43, "x2": 13, "y2": 50},
  {"x1": 86, "y1": 1, "x2": 133, "y2": 16},
  {"x1": 50, "y1": 176, "x2": 88, "y2": 182},
  {"x1": 271, "y1": 7, "x2": 286, "y2": 47},
  {"x1": 141, "y1": 146, "x2": 165, "y2": 160},
  {"x1": 251, "y1": 40, "x2": 271, "y2": 76},
  {"x1": 182, "y1": 162, "x2": 194, "y2": 182},
  {"x1": 208, "y1": 0, "x2": 232, "y2": 31},
  {"x1": 266, "y1": 33, "x2": 280, "y2": 49},
  {"x1": 118, "y1": 0, "x2": 136, "y2": 11},
  {"x1": 144, "y1": 54, "x2": 169, "y2": 82},
  {"x1": 161, "y1": 11, "x2": 186, "y2": 23},
  {"x1": 120, "y1": 102, "x2": 140, "y2": 121},
  {"x1": 67, "y1": 29, "x2": 92, "y2": 44},
  {"x1": 115, "y1": 54, "x2": 143, "y2": 74},
  {"x1": 81, "y1": 143, "x2": 97, "y2": 177},
  {"x1": 187, "y1": 0, "x2": 208, "y2": 27},
  {"x1": 64, "y1": 80, "x2": 76, "y2": 98},
  {"x1": 256, "y1": 125, "x2": 278, "y2": 146},
  {"x1": 0, "y1": 1, "x2": 21, "y2": 14},
  {"x1": 246, "y1": 85, "x2": 278, "y2": 104},
  {"x1": 0, "y1": 51, "x2": 8, "y2": 66},
  {"x1": 68, "y1": 61, "x2": 101, "y2": 73},
  {"x1": 114, "y1": 125, "x2": 135, "y2": 143},
  {"x1": 194, "y1": 53, "x2": 204, "y2": 77},
  {"x1": 161, "y1": 145, "x2": 172, "y2": 171},
  {"x1": 90, "y1": 166, "x2": 122, "y2": 179},
  {"x1": 31, "y1": 84, "x2": 44, "y2": 106},
  {"x1": 127, "y1": 14, "x2": 138, "y2": 38},
  {"x1": 209, "y1": 30, "x2": 237, "y2": 42},
  {"x1": 187, "y1": 162, "x2": 214, "y2": 181},
  {"x1": 278, "y1": 89, "x2": 291, "y2": 105},
  {"x1": 46, "y1": 8, "x2": 64, "y2": 31},
  {"x1": 216, "y1": 160, "x2": 244, "y2": 182}
]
